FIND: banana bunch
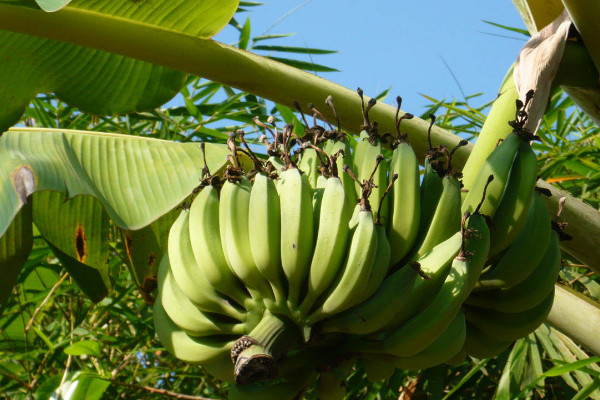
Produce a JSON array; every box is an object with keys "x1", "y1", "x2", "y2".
[
  {"x1": 457, "y1": 94, "x2": 563, "y2": 359},
  {"x1": 150, "y1": 90, "x2": 563, "y2": 399}
]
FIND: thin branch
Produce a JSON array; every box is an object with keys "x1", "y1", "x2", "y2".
[
  {"x1": 25, "y1": 272, "x2": 69, "y2": 332},
  {"x1": 110, "y1": 378, "x2": 219, "y2": 400},
  {"x1": 0, "y1": 368, "x2": 33, "y2": 391}
]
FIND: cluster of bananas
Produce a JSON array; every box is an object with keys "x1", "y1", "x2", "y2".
[{"x1": 152, "y1": 89, "x2": 563, "y2": 399}]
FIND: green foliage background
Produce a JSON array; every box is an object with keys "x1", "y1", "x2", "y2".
[{"x1": 1, "y1": 2, "x2": 599, "y2": 400}]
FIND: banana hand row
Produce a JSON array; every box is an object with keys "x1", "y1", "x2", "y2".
[{"x1": 149, "y1": 90, "x2": 563, "y2": 399}]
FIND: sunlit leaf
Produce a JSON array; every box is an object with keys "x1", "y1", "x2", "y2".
[
  {"x1": 0, "y1": 128, "x2": 232, "y2": 238},
  {"x1": 64, "y1": 340, "x2": 102, "y2": 357},
  {"x1": 35, "y1": 0, "x2": 72, "y2": 12},
  {"x1": 0, "y1": 0, "x2": 239, "y2": 131},
  {"x1": 33, "y1": 192, "x2": 110, "y2": 271},
  {"x1": 252, "y1": 45, "x2": 336, "y2": 55}
]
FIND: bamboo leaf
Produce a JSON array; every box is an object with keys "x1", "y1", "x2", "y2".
[
  {"x1": 495, "y1": 339, "x2": 528, "y2": 400},
  {"x1": 266, "y1": 56, "x2": 339, "y2": 72},
  {"x1": 64, "y1": 340, "x2": 102, "y2": 357},
  {"x1": 526, "y1": 333, "x2": 545, "y2": 394},
  {"x1": 544, "y1": 357, "x2": 600, "y2": 377},
  {"x1": 482, "y1": 20, "x2": 530, "y2": 37},
  {"x1": 239, "y1": 16, "x2": 251, "y2": 50},
  {"x1": 69, "y1": 373, "x2": 111, "y2": 400},
  {"x1": 573, "y1": 378, "x2": 600, "y2": 400},
  {"x1": 252, "y1": 45, "x2": 336, "y2": 55}
]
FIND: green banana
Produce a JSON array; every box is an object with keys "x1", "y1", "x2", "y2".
[
  {"x1": 362, "y1": 357, "x2": 396, "y2": 382},
  {"x1": 356, "y1": 223, "x2": 391, "y2": 305},
  {"x1": 278, "y1": 167, "x2": 315, "y2": 307},
  {"x1": 314, "y1": 370, "x2": 347, "y2": 400},
  {"x1": 445, "y1": 349, "x2": 467, "y2": 366},
  {"x1": 487, "y1": 140, "x2": 537, "y2": 257},
  {"x1": 376, "y1": 309, "x2": 466, "y2": 370},
  {"x1": 463, "y1": 212, "x2": 491, "y2": 295},
  {"x1": 189, "y1": 185, "x2": 249, "y2": 306},
  {"x1": 307, "y1": 209, "x2": 378, "y2": 322},
  {"x1": 299, "y1": 176, "x2": 351, "y2": 315},
  {"x1": 153, "y1": 294, "x2": 235, "y2": 366},
  {"x1": 463, "y1": 322, "x2": 512, "y2": 359},
  {"x1": 167, "y1": 211, "x2": 246, "y2": 320},
  {"x1": 352, "y1": 131, "x2": 370, "y2": 181},
  {"x1": 359, "y1": 248, "x2": 469, "y2": 357},
  {"x1": 352, "y1": 90, "x2": 388, "y2": 223},
  {"x1": 324, "y1": 138, "x2": 358, "y2": 208},
  {"x1": 319, "y1": 264, "x2": 417, "y2": 335},
  {"x1": 410, "y1": 173, "x2": 462, "y2": 261},
  {"x1": 297, "y1": 147, "x2": 321, "y2": 191},
  {"x1": 267, "y1": 155, "x2": 285, "y2": 175},
  {"x1": 405, "y1": 157, "x2": 443, "y2": 268},
  {"x1": 356, "y1": 140, "x2": 389, "y2": 224},
  {"x1": 461, "y1": 133, "x2": 522, "y2": 218},
  {"x1": 311, "y1": 174, "x2": 328, "y2": 235},
  {"x1": 220, "y1": 178, "x2": 274, "y2": 300},
  {"x1": 248, "y1": 172, "x2": 286, "y2": 306},
  {"x1": 387, "y1": 140, "x2": 420, "y2": 266},
  {"x1": 321, "y1": 231, "x2": 462, "y2": 336},
  {"x1": 466, "y1": 230, "x2": 560, "y2": 312},
  {"x1": 465, "y1": 288, "x2": 554, "y2": 342},
  {"x1": 381, "y1": 230, "x2": 463, "y2": 333},
  {"x1": 157, "y1": 253, "x2": 246, "y2": 337},
  {"x1": 475, "y1": 193, "x2": 552, "y2": 290}
]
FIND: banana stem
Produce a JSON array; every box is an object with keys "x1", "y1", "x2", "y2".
[
  {"x1": 232, "y1": 309, "x2": 303, "y2": 385},
  {"x1": 546, "y1": 284, "x2": 600, "y2": 356},
  {"x1": 0, "y1": 3, "x2": 468, "y2": 168}
]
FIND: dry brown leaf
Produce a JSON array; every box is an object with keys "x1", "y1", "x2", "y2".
[{"x1": 514, "y1": 10, "x2": 572, "y2": 133}]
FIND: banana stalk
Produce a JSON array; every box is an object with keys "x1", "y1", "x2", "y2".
[{"x1": 231, "y1": 309, "x2": 303, "y2": 385}]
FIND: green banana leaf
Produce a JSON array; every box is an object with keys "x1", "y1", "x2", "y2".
[
  {"x1": 0, "y1": 128, "x2": 231, "y2": 237},
  {"x1": 32, "y1": 191, "x2": 110, "y2": 271},
  {"x1": 0, "y1": 0, "x2": 239, "y2": 132},
  {"x1": 0, "y1": 128, "x2": 232, "y2": 304},
  {"x1": 0, "y1": 203, "x2": 33, "y2": 311},
  {"x1": 23, "y1": 189, "x2": 112, "y2": 304},
  {"x1": 121, "y1": 225, "x2": 163, "y2": 298},
  {"x1": 46, "y1": 241, "x2": 110, "y2": 303}
]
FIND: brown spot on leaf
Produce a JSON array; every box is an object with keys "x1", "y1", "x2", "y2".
[
  {"x1": 11, "y1": 165, "x2": 36, "y2": 205},
  {"x1": 141, "y1": 275, "x2": 157, "y2": 305},
  {"x1": 75, "y1": 225, "x2": 86, "y2": 262},
  {"x1": 148, "y1": 253, "x2": 155, "y2": 268},
  {"x1": 143, "y1": 275, "x2": 158, "y2": 293}
]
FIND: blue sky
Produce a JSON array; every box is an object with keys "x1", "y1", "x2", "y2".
[{"x1": 215, "y1": 1, "x2": 529, "y2": 116}]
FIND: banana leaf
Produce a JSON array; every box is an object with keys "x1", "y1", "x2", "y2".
[{"x1": 0, "y1": 0, "x2": 239, "y2": 132}]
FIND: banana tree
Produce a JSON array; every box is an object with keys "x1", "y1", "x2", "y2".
[{"x1": 1, "y1": 0, "x2": 600, "y2": 398}]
